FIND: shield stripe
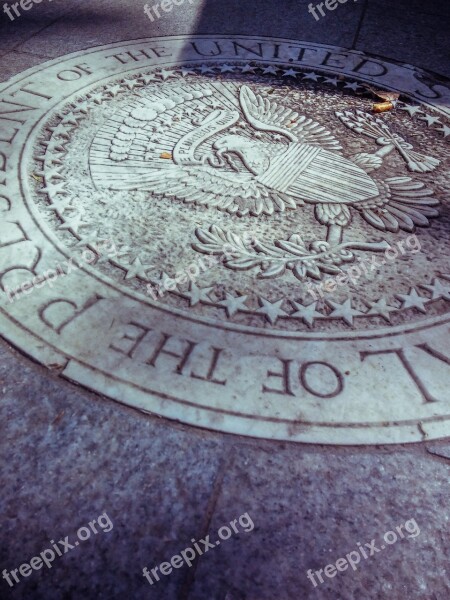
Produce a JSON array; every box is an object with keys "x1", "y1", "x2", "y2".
[
  {"x1": 257, "y1": 144, "x2": 320, "y2": 191},
  {"x1": 288, "y1": 150, "x2": 379, "y2": 204}
]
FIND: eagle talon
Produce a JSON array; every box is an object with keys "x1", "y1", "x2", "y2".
[{"x1": 310, "y1": 240, "x2": 330, "y2": 253}]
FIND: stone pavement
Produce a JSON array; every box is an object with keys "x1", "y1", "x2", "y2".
[{"x1": 0, "y1": 1, "x2": 449, "y2": 599}]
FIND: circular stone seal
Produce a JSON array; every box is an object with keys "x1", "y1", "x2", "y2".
[{"x1": 1, "y1": 36, "x2": 449, "y2": 444}]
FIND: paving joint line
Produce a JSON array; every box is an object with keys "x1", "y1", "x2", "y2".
[
  {"x1": 180, "y1": 449, "x2": 235, "y2": 600},
  {"x1": 351, "y1": 0, "x2": 369, "y2": 50}
]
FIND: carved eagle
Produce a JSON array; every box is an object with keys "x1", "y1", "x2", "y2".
[{"x1": 90, "y1": 83, "x2": 439, "y2": 236}]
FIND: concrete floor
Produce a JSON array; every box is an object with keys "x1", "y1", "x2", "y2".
[{"x1": 0, "y1": 1, "x2": 449, "y2": 599}]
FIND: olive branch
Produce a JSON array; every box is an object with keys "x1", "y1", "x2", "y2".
[{"x1": 193, "y1": 225, "x2": 377, "y2": 281}]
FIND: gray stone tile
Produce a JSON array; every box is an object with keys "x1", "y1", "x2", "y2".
[
  {"x1": 0, "y1": 0, "x2": 70, "y2": 56},
  {"x1": 0, "y1": 17, "x2": 47, "y2": 56},
  {"x1": 189, "y1": 444, "x2": 450, "y2": 599},
  {"x1": 358, "y1": 3, "x2": 450, "y2": 77},
  {"x1": 16, "y1": 0, "x2": 205, "y2": 58},
  {"x1": 193, "y1": 0, "x2": 363, "y2": 46},
  {"x1": 6, "y1": 1, "x2": 449, "y2": 81},
  {"x1": 14, "y1": 0, "x2": 364, "y2": 59},
  {"x1": 373, "y1": 0, "x2": 450, "y2": 18},
  {"x1": 426, "y1": 442, "x2": 450, "y2": 461},
  {"x1": 0, "y1": 50, "x2": 51, "y2": 82},
  {"x1": 0, "y1": 339, "x2": 226, "y2": 600}
]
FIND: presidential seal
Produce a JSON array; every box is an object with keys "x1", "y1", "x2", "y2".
[{"x1": 0, "y1": 37, "x2": 449, "y2": 444}]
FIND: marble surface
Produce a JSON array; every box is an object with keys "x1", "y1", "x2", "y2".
[{"x1": 1, "y1": 37, "x2": 449, "y2": 444}]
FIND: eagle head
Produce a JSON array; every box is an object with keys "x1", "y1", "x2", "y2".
[{"x1": 212, "y1": 135, "x2": 272, "y2": 175}]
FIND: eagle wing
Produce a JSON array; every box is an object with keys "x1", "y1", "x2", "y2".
[
  {"x1": 239, "y1": 85, "x2": 342, "y2": 152},
  {"x1": 111, "y1": 163, "x2": 297, "y2": 217},
  {"x1": 356, "y1": 176, "x2": 440, "y2": 232}
]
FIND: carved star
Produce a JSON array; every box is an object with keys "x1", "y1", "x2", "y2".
[
  {"x1": 282, "y1": 69, "x2": 298, "y2": 78},
  {"x1": 436, "y1": 124, "x2": 450, "y2": 137},
  {"x1": 75, "y1": 231, "x2": 104, "y2": 248},
  {"x1": 45, "y1": 196, "x2": 73, "y2": 215},
  {"x1": 151, "y1": 122, "x2": 165, "y2": 133},
  {"x1": 256, "y1": 297, "x2": 288, "y2": 324},
  {"x1": 122, "y1": 79, "x2": 140, "y2": 90},
  {"x1": 323, "y1": 77, "x2": 339, "y2": 86},
  {"x1": 183, "y1": 107, "x2": 197, "y2": 119},
  {"x1": 421, "y1": 278, "x2": 450, "y2": 301},
  {"x1": 199, "y1": 65, "x2": 215, "y2": 74},
  {"x1": 218, "y1": 293, "x2": 249, "y2": 317},
  {"x1": 41, "y1": 181, "x2": 67, "y2": 196},
  {"x1": 41, "y1": 167, "x2": 64, "y2": 181},
  {"x1": 148, "y1": 270, "x2": 171, "y2": 288},
  {"x1": 184, "y1": 283, "x2": 214, "y2": 306},
  {"x1": 229, "y1": 122, "x2": 249, "y2": 134},
  {"x1": 105, "y1": 84, "x2": 123, "y2": 98},
  {"x1": 159, "y1": 115, "x2": 173, "y2": 126},
  {"x1": 88, "y1": 92, "x2": 105, "y2": 105},
  {"x1": 399, "y1": 104, "x2": 422, "y2": 117},
  {"x1": 343, "y1": 81, "x2": 362, "y2": 91},
  {"x1": 220, "y1": 64, "x2": 236, "y2": 73},
  {"x1": 327, "y1": 298, "x2": 362, "y2": 326},
  {"x1": 291, "y1": 301, "x2": 322, "y2": 327},
  {"x1": 241, "y1": 64, "x2": 256, "y2": 73},
  {"x1": 60, "y1": 112, "x2": 79, "y2": 126},
  {"x1": 419, "y1": 114, "x2": 441, "y2": 126},
  {"x1": 139, "y1": 74, "x2": 158, "y2": 85},
  {"x1": 208, "y1": 99, "x2": 223, "y2": 109},
  {"x1": 96, "y1": 251, "x2": 115, "y2": 265},
  {"x1": 58, "y1": 212, "x2": 88, "y2": 235},
  {"x1": 47, "y1": 123, "x2": 71, "y2": 139},
  {"x1": 74, "y1": 101, "x2": 89, "y2": 114},
  {"x1": 395, "y1": 287, "x2": 428, "y2": 313},
  {"x1": 366, "y1": 298, "x2": 397, "y2": 322},
  {"x1": 43, "y1": 141, "x2": 66, "y2": 157},
  {"x1": 303, "y1": 71, "x2": 321, "y2": 82},
  {"x1": 262, "y1": 66, "x2": 279, "y2": 75},
  {"x1": 159, "y1": 69, "x2": 177, "y2": 81},
  {"x1": 180, "y1": 68, "x2": 196, "y2": 77},
  {"x1": 124, "y1": 257, "x2": 154, "y2": 281}
]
